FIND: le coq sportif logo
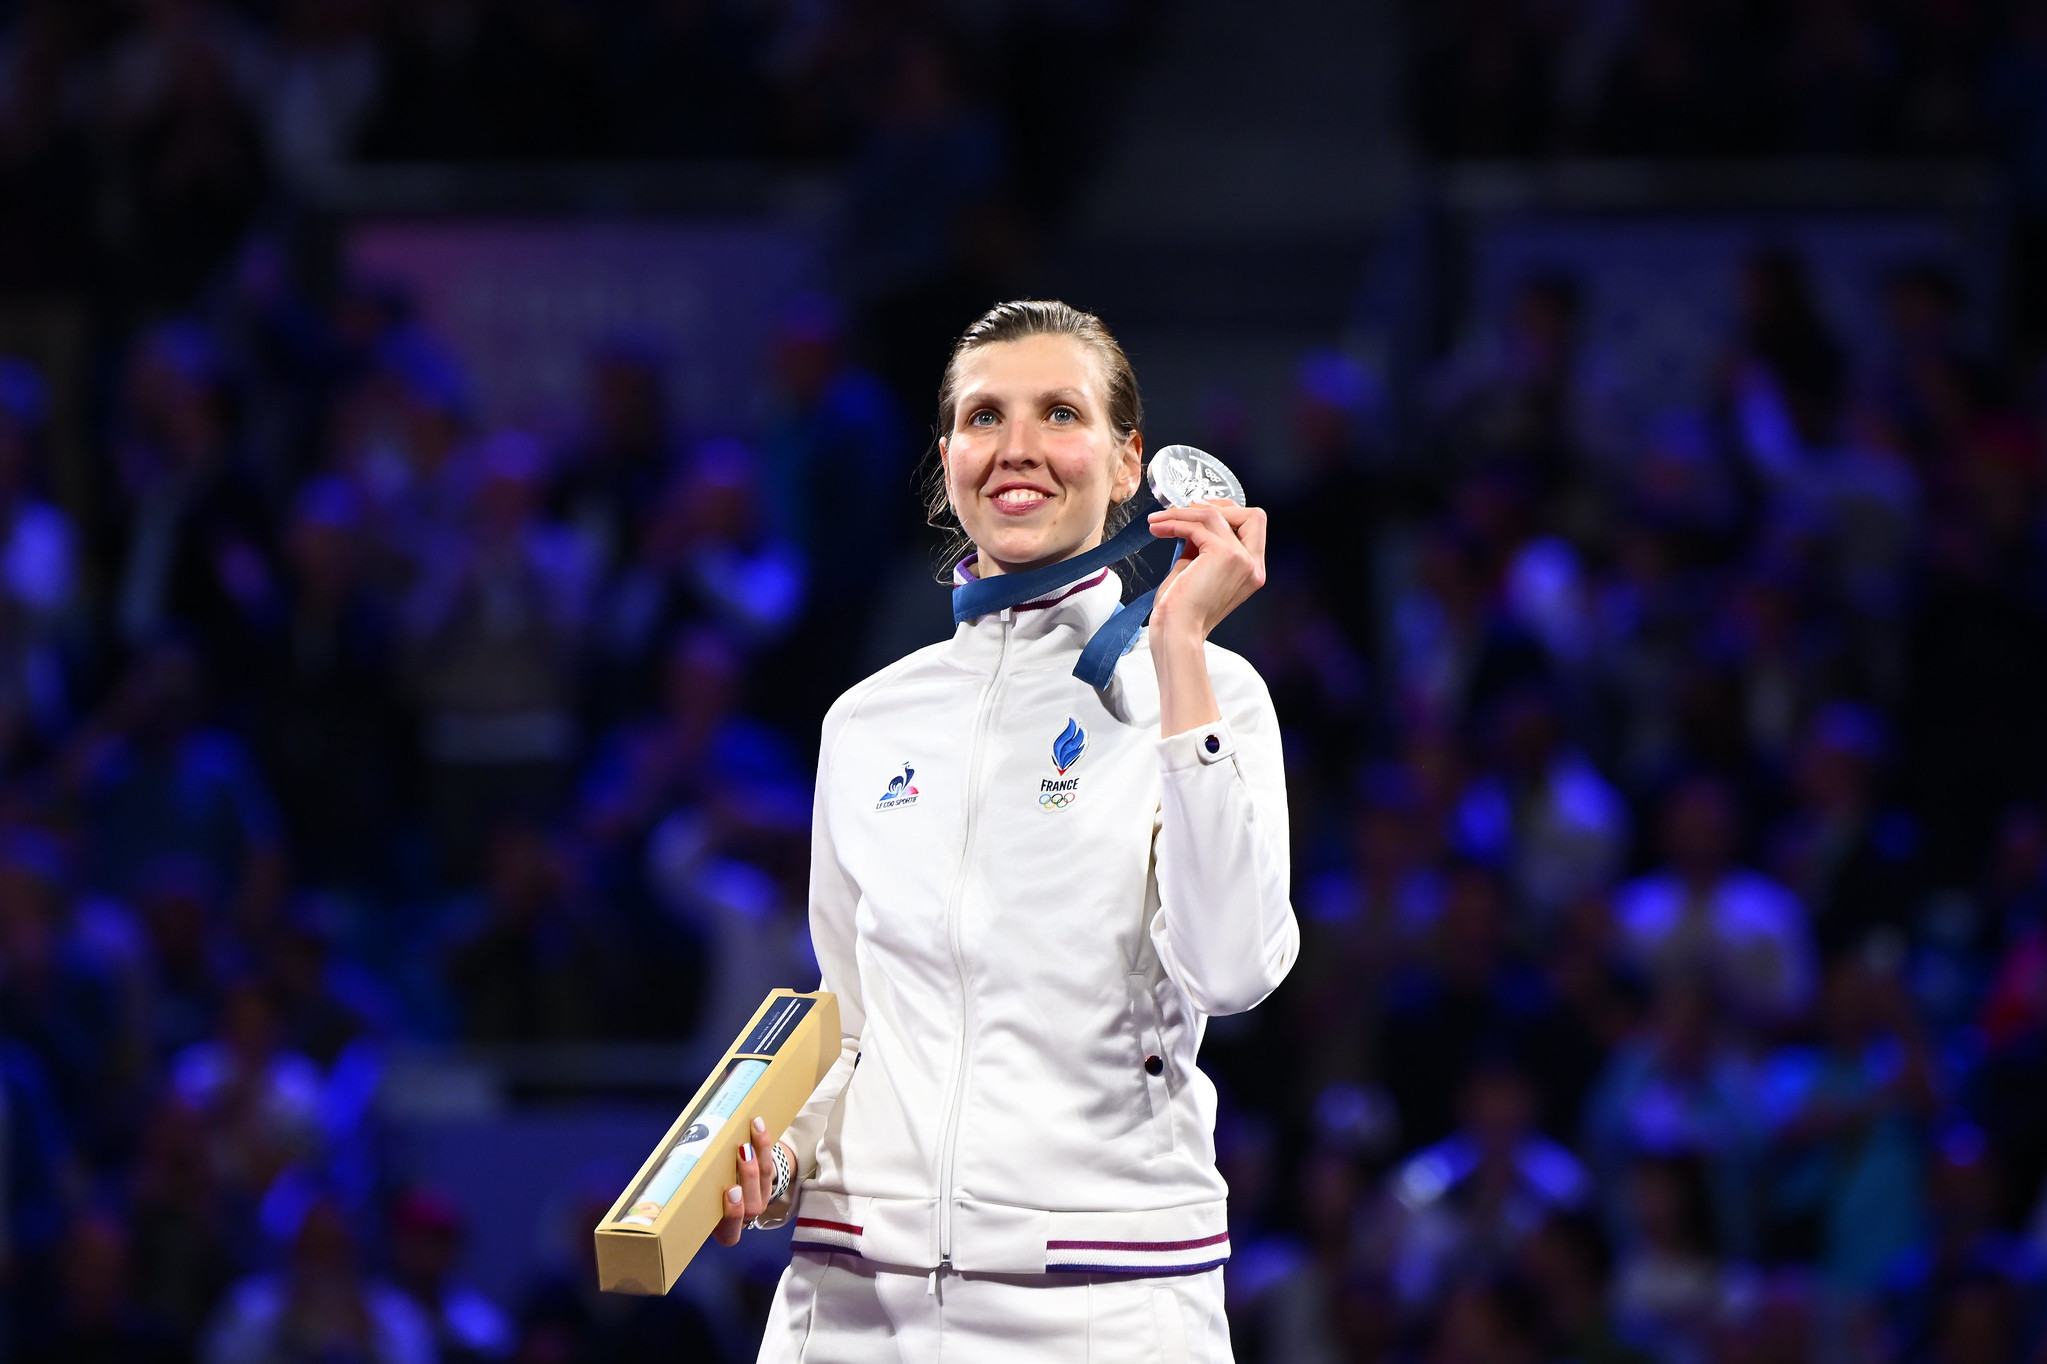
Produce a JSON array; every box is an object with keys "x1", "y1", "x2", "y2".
[{"x1": 875, "y1": 764, "x2": 919, "y2": 811}]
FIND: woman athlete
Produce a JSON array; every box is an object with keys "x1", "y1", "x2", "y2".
[{"x1": 715, "y1": 300, "x2": 1296, "y2": 1361}]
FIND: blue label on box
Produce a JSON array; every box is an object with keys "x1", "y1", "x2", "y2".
[{"x1": 737, "y1": 996, "x2": 814, "y2": 1057}]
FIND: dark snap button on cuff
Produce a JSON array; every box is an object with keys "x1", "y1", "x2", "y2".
[
  {"x1": 1204, "y1": 734, "x2": 1220, "y2": 754},
  {"x1": 1144, "y1": 1054, "x2": 1164, "y2": 1076}
]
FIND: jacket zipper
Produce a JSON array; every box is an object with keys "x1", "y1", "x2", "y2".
[{"x1": 934, "y1": 609, "x2": 1011, "y2": 1265}]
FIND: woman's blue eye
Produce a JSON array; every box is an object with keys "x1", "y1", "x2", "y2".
[
  {"x1": 969, "y1": 410, "x2": 997, "y2": 427},
  {"x1": 1050, "y1": 407, "x2": 1076, "y2": 423}
]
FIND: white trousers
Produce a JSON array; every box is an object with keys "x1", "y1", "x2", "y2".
[{"x1": 756, "y1": 1251, "x2": 1233, "y2": 1364}]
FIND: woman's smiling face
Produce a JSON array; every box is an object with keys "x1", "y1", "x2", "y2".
[{"x1": 940, "y1": 332, "x2": 1142, "y2": 577}]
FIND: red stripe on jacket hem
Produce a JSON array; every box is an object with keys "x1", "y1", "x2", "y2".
[{"x1": 794, "y1": 1217, "x2": 863, "y2": 1236}]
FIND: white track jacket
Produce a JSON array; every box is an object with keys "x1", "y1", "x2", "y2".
[{"x1": 780, "y1": 566, "x2": 1297, "y2": 1278}]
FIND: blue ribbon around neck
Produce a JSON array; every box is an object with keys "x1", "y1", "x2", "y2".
[{"x1": 950, "y1": 496, "x2": 1181, "y2": 690}]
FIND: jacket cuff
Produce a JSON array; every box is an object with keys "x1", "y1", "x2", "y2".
[{"x1": 1159, "y1": 718, "x2": 1238, "y2": 772}]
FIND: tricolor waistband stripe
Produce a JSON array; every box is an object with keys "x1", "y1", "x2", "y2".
[
  {"x1": 1046, "y1": 1232, "x2": 1228, "y2": 1253},
  {"x1": 790, "y1": 1214, "x2": 865, "y2": 1256}
]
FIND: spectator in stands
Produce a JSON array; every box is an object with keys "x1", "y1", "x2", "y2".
[
  {"x1": 328, "y1": 303, "x2": 472, "y2": 575},
  {"x1": 1386, "y1": 526, "x2": 1491, "y2": 734},
  {"x1": 666, "y1": 439, "x2": 806, "y2": 648},
  {"x1": 1426, "y1": 1275, "x2": 1549, "y2": 1364},
  {"x1": 267, "y1": 915, "x2": 377, "y2": 1070},
  {"x1": 579, "y1": 624, "x2": 795, "y2": 856},
  {"x1": 1768, "y1": 701, "x2": 1920, "y2": 963},
  {"x1": 131, "y1": 856, "x2": 227, "y2": 1061},
  {"x1": 760, "y1": 295, "x2": 903, "y2": 562},
  {"x1": 593, "y1": 435, "x2": 812, "y2": 724},
  {"x1": 1756, "y1": 959, "x2": 1939, "y2": 1290},
  {"x1": 128, "y1": 1095, "x2": 235, "y2": 1343},
  {"x1": 1291, "y1": 766, "x2": 1443, "y2": 1097},
  {"x1": 1724, "y1": 248, "x2": 1848, "y2": 476},
  {"x1": 1614, "y1": 776, "x2": 1816, "y2": 1027},
  {"x1": 1372, "y1": 1062, "x2": 1591, "y2": 1311},
  {"x1": 1382, "y1": 864, "x2": 1568, "y2": 1148},
  {"x1": 1585, "y1": 977, "x2": 1758, "y2": 1249},
  {"x1": 1271, "y1": 349, "x2": 1387, "y2": 654},
  {"x1": 202, "y1": 1195, "x2": 432, "y2": 1364},
  {"x1": 0, "y1": 358, "x2": 79, "y2": 762},
  {"x1": 250, "y1": 476, "x2": 405, "y2": 894},
  {"x1": 1879, "y1": 1125, "x2": 2046, "y2": 1362},
  {"x1": 168, "y1": 977, "x2": 324, "y2": 1212},
  {"x1": 109, "y1": 323, "x2": 281, "y2": 670},
  {"x1": 28, "y1": 1209, "x2": 186, "y2": 1364},
  {"x1": 1425, "y1": 270, "x2": 1628, "y2": 489},
  {"x1": 402, "y1": 430, "x2": 596, "y2": 882},
  {"x1": 1608, "y1": 1154, "x2": 1726, "y2": 1362},
  {"x1": 444, "y1": 821, "x2": 614, "y2": 1043},
  {"x1": 245, "y1": 0, "x2": 382, "y2": 188},
  {"x1": 550, "y1": 337, "x2": 673, "y2": 584},
  {"x1": 106, "y1": 6, "x2": 268, "y2": 305},
  {"x1": 1453, "y1": 682, "x2": 1629, "y2": 924},
  {"x1": 758, "y1": 296, "x2": 904, "y2": 713},
  {"x1": 1870, "y1": 260, "x2": 1995, "y2": 466},
  {"x1": 1713, "y1": 562, "x2": 1835, "y2": 773},
  {"x1": 0, "y1": 829, "x2": 138, "y2": 1167},
  {"x1": 1245, "y1": 563, "x2": 1374, "y2": 809},
  {"x1": 0, "y1": 1037, "x2": 73, "y2": 1347},
  {"x1": 64, "y1": 641, "x2": 286, "y2": 928},
  {"x1": 385, "y1": 1188, "x2": 512, "y2": 1364},
  {"x1": 1516, "y1": 1212, "x2": 1652, "y2": 1364}
]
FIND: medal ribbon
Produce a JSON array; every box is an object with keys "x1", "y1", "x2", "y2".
[{"x1": 950, "y1": 493, "x2": 1182, "y2": 690}]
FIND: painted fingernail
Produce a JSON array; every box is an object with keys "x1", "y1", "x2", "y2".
[
  {"x1": 753, "y1": 1117, "x2": 767, "y2": 1135},
  {"x1": 742, "y1": 1143, "x2": 754, "y2": 1163},
  {"x1": 727, "y1": 1186, "x2": 743, "y2": 1205}
]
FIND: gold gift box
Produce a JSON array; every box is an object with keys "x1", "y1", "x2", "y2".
[{"x1": 594, "y1": 989, "x2": 840, "y2": 1295}]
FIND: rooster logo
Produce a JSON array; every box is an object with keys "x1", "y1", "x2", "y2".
[{"x1": 876, "y1": 765, "x2": 919, "y2": 809}]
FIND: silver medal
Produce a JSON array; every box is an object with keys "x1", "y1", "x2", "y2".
[{"x1": 1148, "y1": 444, "x2": 1245, "y2": 509}]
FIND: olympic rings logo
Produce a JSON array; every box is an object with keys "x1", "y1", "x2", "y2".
[{"x1": 1038, "y1": 791, "x2": 1076, "y2": 810}]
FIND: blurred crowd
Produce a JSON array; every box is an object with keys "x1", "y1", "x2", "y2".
[
  {"x1": 1212, "y1": 250, "x2": 2047, "y2": 1363},
  {"x1": 1408, "y1": 0, "x2": 2047, "y2": 164},
  {"x1": 0, "y1": 177, "x2": 950, "y2": 1350},
  {"x1": 0, "y1": 0, "x2": 1147, "y2": 362},
  {"x1": 2, "y1": 3, "x2": 2047, "y2": 1364}
]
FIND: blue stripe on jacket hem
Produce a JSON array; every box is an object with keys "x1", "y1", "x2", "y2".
[{"x1": 1041, "y1": 1257, "x2": 1230, "y2": 1277}]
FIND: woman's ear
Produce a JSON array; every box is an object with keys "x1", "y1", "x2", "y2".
[{"x1": 1114, "y1": 430, "x2": 1143, "y2": 503}]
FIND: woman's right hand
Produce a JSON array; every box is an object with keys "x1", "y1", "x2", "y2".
[{"x1": 711, "y1": 1115, "x2": 795, "y2": 1246}]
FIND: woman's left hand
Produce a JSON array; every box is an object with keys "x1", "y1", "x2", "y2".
[{"x1": 1147, "y1": 501, "x2": 1268, "y2": 642}]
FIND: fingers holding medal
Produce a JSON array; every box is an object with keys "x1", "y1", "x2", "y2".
[{"x1": 1144, "y1": 446, "x2": 1267, "y2": 640}]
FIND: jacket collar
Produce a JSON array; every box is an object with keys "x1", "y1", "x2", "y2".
[{"x1": 945, "y1": 554, "x2": 1128, "y2": 671}]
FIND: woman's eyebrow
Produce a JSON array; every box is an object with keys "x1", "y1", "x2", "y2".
[{"x1": 1036, "y1": 388, "x2": 1087, "y2": 406}]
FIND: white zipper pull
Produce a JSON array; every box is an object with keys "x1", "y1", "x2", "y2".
[{"x1": 927, "y1": 1266, "x2": 939, "y2": 1297}]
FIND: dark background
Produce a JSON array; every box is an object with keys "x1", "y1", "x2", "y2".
[{"x1": 2, "y1": 0, "x2": 2047, "y2": 1360}]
